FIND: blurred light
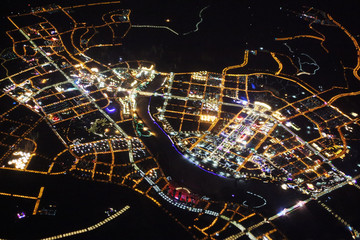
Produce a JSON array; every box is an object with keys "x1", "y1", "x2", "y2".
[
  {"x1": 106, "y1": 107, "x2": 116, "y2": 113},
  {"x1": 278, "y1": 208, "x2": 287, "y2": 216}
]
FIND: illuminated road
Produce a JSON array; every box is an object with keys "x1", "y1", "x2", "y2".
[
  {"x1": 2, "y1": 4, "x2": 360, "y2": 240},
  {"x1": 132, "y1": 25, "x2": 179, "y2": 35},
  {"x1": 11, "y1": 20, "x2": 129, "y2": 139},
  {"x1": 40, "y1": 205, "x2": 130, "y2": 240},
  {"x1": 226, "y1": 173, "x2": 360, "y2": 240},
  {"x1": 183, "y1": 5, "x2": 210, "y2": 35}
]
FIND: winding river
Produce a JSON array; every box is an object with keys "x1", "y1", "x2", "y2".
[{"x1": 134, "y1": 74, "x2": 305, "y2": 216}]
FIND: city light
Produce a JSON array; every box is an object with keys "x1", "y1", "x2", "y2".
[
  {"x1": 90, "y1": 67, "x2": 99, "y2": 73},
  {"x1": 296, "y1": 201, "x2": 305, "y2": 207},
  {"x1": 106, "y1": 107, "x2": 116, "y2": 113},
  {"x1": 1, "y1": 3, "x2": 359, "y2": 240},
  {"x1": 8, "y1": 151, "x2": 32, "y2": 169},
  {"x1": 278, "y1": 208, "x2": 287, "y2": 216},
  {"x1": 17, "y1": 212, "x2": 26, "y2": 219},
  {"x1": 200, "y1": 115, "x2": 217, "y2": 122}
]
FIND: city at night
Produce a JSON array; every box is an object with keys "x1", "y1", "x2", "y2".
[{"x1": 0, "y1": 1, "x2": 360, "y2": 239}]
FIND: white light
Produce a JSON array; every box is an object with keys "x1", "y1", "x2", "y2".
[
  {"x1": 91, "y1": 67, "x2": 99, "y2": 73},
  {"x1": 8, "y1": 151, "x2": 32, "y2": 169},
  {"x1": 296, "y1": 201, "x2": 305, "y2": 207},
  {"x1": 278, "y1": 208, "x2": 287, "y2": 216}
]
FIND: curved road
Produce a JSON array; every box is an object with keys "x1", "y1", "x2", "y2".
[{"x1": 135, "y1": 74, "x2": 304, "y2": 213}]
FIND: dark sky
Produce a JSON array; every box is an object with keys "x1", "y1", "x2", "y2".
[
  {"x1": 2, "y1": 0, "x2": 359, "y2": 31},
  {"x1": 1, "y1": 0, "x2": 359, "y2": 58}
]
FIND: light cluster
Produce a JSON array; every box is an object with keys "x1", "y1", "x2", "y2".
[{"x1": 8, "y1": 151, "x2": 32, "y2": 169}]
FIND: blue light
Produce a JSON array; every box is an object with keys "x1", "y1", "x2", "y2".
[
  {"x1": 106, "y1": 107, "x2": 116, "y2": 113},
  {"x1": 148, "y1": 96, "x2": 226, "y2": 179},
  {"x1": 17, "y1": 212, "x2": 26, "y2": 219},
  {"x1": 278, "y1": 208, "x2": 287, "y2": 216}
]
